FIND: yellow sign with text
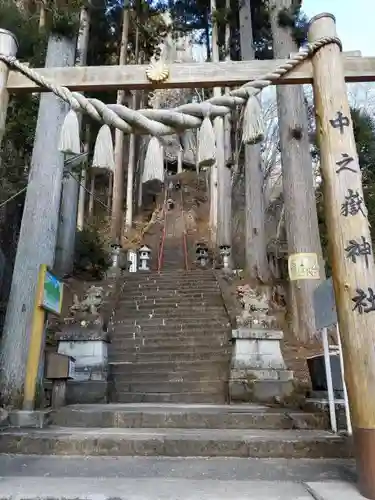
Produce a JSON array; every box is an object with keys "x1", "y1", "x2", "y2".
[{"x1": 288, "y1": 253, "x2": 320, "y2": 281}]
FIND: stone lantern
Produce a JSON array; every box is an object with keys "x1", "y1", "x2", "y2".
[
  {"x1": 219, "y1": 244, "x2": 231, "y2": 269},
  {"x1": 110, "y1": 243, "x2": 121, "y2": 268},
  {"x1": 167, "y1": 198, "x2": 174, "y2": 210},
  {"x1": 138, "y1": 245, "x2": 151, "y2": 271},
  {"x1": 196, "y1": 242, "x2": 208, "y2": 267}
]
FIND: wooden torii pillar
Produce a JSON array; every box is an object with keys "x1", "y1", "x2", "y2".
[{"x1": 309, "y1": 14, "x2": 375, "y2": 499}]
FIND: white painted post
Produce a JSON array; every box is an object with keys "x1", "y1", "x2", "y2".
[
  {"x1": 336, "y1": 324, "x2": 353, "y2": 436},
  {"x1": 0, "y1": 29, "x2": 18, "y2": 146},
  {"x1": 322, "y1": 327, "x2": 337, "y2": 433},
  {"x1": 125, "y1": 133, "x2": 135, "y2": 230},
  {"x1": 177, "y1": 147, "x2": 183, "y2": 174}
]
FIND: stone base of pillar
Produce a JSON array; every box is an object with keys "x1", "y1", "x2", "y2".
[
  {"x1": 55, "y1": 321, "x2": 109, "y2": 405},
  {"x1": 229, "y1": 327, "x2": 293, "y2": 402}
]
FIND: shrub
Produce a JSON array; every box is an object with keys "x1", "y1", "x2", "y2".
[{"x1": 74, "y1": 228, "x2": 111, "y2": 278}]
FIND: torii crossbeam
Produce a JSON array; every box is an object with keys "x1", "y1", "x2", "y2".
[{"x1": 6, "y1": 53, "x2": 375, "y2": 92}]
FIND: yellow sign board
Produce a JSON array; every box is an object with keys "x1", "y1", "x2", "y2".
[
  {"x1": 288, "y1": 253, "x2": 320, "y2": 281},
  {"x1": 37, "y1": 265, "x2": 64, "y2": 316}
]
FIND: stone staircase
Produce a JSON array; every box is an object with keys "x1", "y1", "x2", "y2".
[
  {"x1": 0, "y1": 403, "x2": 351, "y2": 458},
  {"x1": 0, "y1": 178, "x2": 352, "y2": 462},
  {"x1": 0, "y1": 270, "x2": 352, "y2": 460},
  {"x1": 108, "y1": 269, "x2": 232, "y2": 404}
]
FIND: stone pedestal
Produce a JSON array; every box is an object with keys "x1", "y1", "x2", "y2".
[
  {"x1": 230, "y1": 327, "x2": 293, "y2": 402},
  {"x1": 56, "y1": 318, "x2": 109, "y2": 404},
  {"x1": 8, "y1": 410, "x2": 51, "y2": 428}
]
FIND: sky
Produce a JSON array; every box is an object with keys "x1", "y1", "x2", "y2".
[{"x1": 302, "y1": 0, "x2": 375, "y2": 56}]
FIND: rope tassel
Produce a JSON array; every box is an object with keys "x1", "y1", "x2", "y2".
[
  {"x1": 242, "y1": 95, "x2": 264, "y2": 145},
  {"x1": 197, "y1": 116, "x2": 216, "y2": 168},
  {"x1": 58, "y1": 110, "x2": 81, "y2": 154},
  {"x1": 92, "y1": 125, "x2": 115, "y2": 171},
  {"x1": 142, "y1": 137, "x2": 164, "y2": 183}
]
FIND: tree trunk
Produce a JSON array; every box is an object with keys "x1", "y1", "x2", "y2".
[
  {"x1": 76, "y1": 7, "x2": 92, "y2": 232},
  {"x1": 209, "y1": 0, "x2": 221, "y2": 248},
  {"x1": 89, "y1": 173, "x2": 95, "y2": 217},
  {"x1": 55, "y1": 6, "x2": 90, "y2": 276},
  {"x1": 204, "y1": 11, "x2": 211, "y2": 61},
  {"x1": 77, "y1": 123, "x2": 90, "y2": 231},
  {"x1": 270, "y1": 0, "x2": 324, "y2": 342},
  {"x1": 239, "y1": 0, "x2": 270, "y2": 282},
  {"x1": 124, "y1": 18, "x2": 140, "y2": 231},
  {"x1": 0, "y1": 35, "x2": 75, "y2": 406},
  {"x1": 111, "y1": 2, "x2": 130, "y2": 243},
  {"x1": 217, "y1": 0, "x2": 232, "y2": 250}
]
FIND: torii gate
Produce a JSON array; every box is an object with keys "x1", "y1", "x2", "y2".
[{"x1": 1, "y1": 12, "x2": 375, "y2": 499}]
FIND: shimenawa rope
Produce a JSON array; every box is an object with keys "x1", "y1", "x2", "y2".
[{"x1": 0, "y1": 36, "x2": 341, "y2": 137}]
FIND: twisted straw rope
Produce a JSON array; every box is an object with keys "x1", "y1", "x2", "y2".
[{"x1": 0, "y1": 36, "x2": 341, "y2": 136}]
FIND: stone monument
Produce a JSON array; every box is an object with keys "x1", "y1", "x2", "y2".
[
  {"x1": 230, "y1": 284, "x2": 293, "y2": 402},
  {"x1": 56, "y1": 285, "x2": 110, "y2": 404}
]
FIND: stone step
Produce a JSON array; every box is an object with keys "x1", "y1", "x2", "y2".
[
  {"x1": 110, "y1": 368, "x2": 228, "y2": 383},
  {"x1": 110, "y1": 338, "x2": 229, "y2": 350},
  {"x1": 110, "y1": 329, "x2": 230, "y2": 338},
  {"x1": 118, "y1": 292, "x2": 222, "y2": 301},
  {"x1": 118, "y1": 298, "x2": 222, "y2": 306},
  {"x1": 112, "y1": 318, "x2": 228, "y2": 325},
  {"x1": 0, "y1": 476, "x2": 360, "y2": 500},
  {"x1": 122, "y1": 276, "x2": 217, "y2": 284},
  {"x1": 51, "y1": 403, "x2": 327, "y2": 430},
  {"x1": 114, "y1": 305, "x2": 226, "y2": 313},
  {"x1": 109, "y1": 350, "x2": 231, "y2": 363},
  {"x1": 108, "y1": 360, "x2": 229, "y2": 373},
  {"x1": 113, "y1": 392, "x2": 227, "y2": 404},
  {"x1": 108, "y1": 344, "x2": 230, "y2": 356},
  {"x1": 111, "y1": 318, "x2": 230, "y2": 328},
  {"x1": 120, "y1": 288, "x2": 220, "y2": 295},
  {"x1": 0, "y1": 455, "x2": 357, "y2": 483},
  {"x1": 124, "y1": 270, "x2": 214, "y2": 276},
  {"x1": 110, "y1": 325, "x2": 230, "y2": 335},
  {"x1": 123, "y1": 280, "x2": 217, "y2": 286},
  {"x1": 113, "y1": 311, "x2": 229, "y2": 321},
  {"x1": 120, "y1": 281, "x2": 219, "y2": 287},
  {"x1": 115, "y1": 298, "x2": 225, "y2": 307},
  {"x1": 110, "y1": 333, "x2": 229, "y2": 343},
  {"x1": 116, "y1": 295, "x2": 221, "y2": 303},
  {"x1": 0, "y1": 427, "x2": 351, "y2": 458},
  {"x1": 117, "y1": 290, "x2": 221, "y2": 299},
  {"x1": 109, "y1": 331, "x2": 229, "y2": 341},
  {"x1": 136, "y1": 288, "x2": 220, "y2": 294},
  {"x1": 111, "y1": 380, "x2": 227, "y2": 395}
]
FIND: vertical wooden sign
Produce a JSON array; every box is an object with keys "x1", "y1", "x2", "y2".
[{"x1": 309, "y1": 14, "x2": 375, "y2": 500}]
